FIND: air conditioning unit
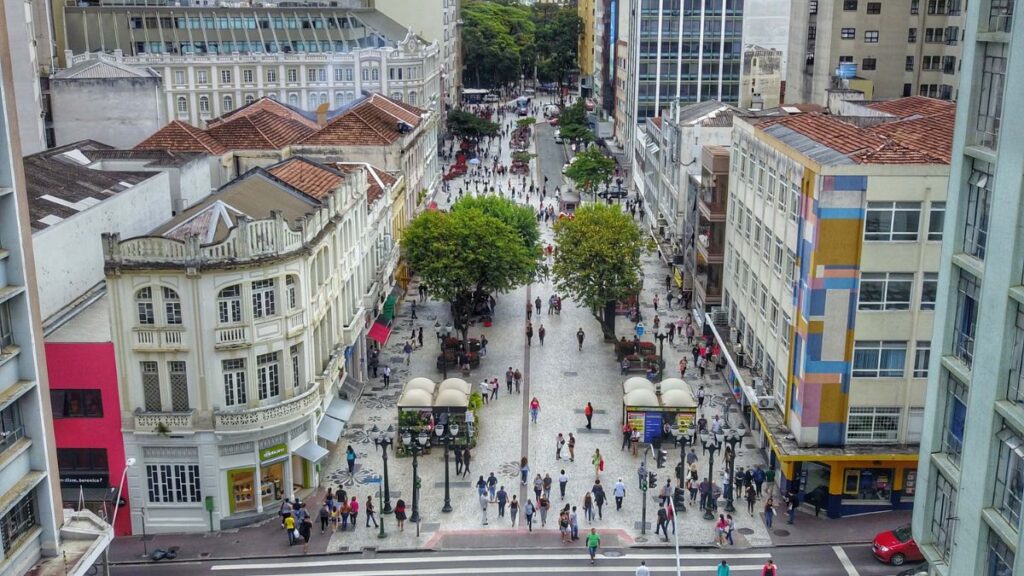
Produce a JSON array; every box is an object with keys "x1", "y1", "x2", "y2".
[{"x1": 756, "y1": 396, "x2": 775, "y2": 410}]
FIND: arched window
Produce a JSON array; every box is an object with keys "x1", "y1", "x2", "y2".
[
  {"x1": 334, "y1": 91, "x2": 343, "y2": 105},
  {"x1": 217, "y1": 285, "x2": 243, "y2": 324},
  {"x1": 176, "y1": 96, "x2": 187, "y2": 113},
  {"x1": 288, "y1": 93, "x2": 299, "y2": 106},
  {"x1": 371, "y1": 68, "x2": 379, "y2": 81},
  {"x1": 268, "y1": 93, "x2": 279, "y2": 101},
  {"x1": 361, "y1": 67, "x2": 369, "y2": 81},
  {"x1": 308, "y1": 93, "x2": 319, "y2": 108},
  {"x1": 136, "y1": 287, "x2": 154, "y2": 325},
  {"x1": 408, "y1": 92, "x2": 417, "y2": 106},
  {"x1": 244, "y1": 94, "x2": 255, "y2": 105},
  {"x1": 222, "y1": 95, "x2": 234, "y2": 111},
  {"x1": 162, "y1": 287, "x2": 182, "y2": 325},
  {"x1": 390, "y1": 92, "x2": 402, "y2": 102},
  {"x1": 199, "y1": 96, "x2": 210, "y2": 113}
]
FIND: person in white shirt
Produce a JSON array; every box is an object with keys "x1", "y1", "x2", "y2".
[
  {"x1": 636, "y1": 560, "x2": 651, "y2": 576},
  {"x1": 613, "y1": 479, "x2": 627, "y2": 510}
]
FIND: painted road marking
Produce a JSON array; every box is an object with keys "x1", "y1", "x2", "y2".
[
  {"x1": 211, "y1": 565, "x2": 767, "y2": 575},
  {"x1": 832, "y1": 545, "x2": 861, "y2": 576}
]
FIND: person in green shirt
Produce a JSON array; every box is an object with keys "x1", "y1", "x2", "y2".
[
  {"x1": 586, "y1": 528, "x2": 601, "y2": 564},
  {"x1": 717, "y1": 559, "x2": 730, "y2": 576}
]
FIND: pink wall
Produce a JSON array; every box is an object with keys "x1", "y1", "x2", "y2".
[{"x1": 45, "y1": 342, "x2": 131, "y2": 536}]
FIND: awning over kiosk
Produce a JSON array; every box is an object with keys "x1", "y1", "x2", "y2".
[
  {"x1": 325, "y1": 397, "x2": 355, "y2": 423},
  {"x1": 317, "y1": 416, "x2": 344, "y2": 442},
  {"x1": 294, "y1": 441, "x2": 329, "y2": 463}
]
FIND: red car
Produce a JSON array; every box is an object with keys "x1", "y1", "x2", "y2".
[
  {"x1": 873, "y1": 525, "x2": 924, "y2": 566},
  {"x1": 548, "y1": 116, "x2": 559, "y2": 126}
]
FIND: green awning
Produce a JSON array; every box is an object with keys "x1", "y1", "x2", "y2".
[{"x1": 381, "y1": 295, "x2": 398, "y2": 323}]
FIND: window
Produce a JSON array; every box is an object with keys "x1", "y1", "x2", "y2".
[
  {"x1": 223, "y1": 358, "x2": 247, "y2": 406},
  {"x1": 865, "y1": 202, "x2": 920, "y2": 241},
  {"x1": 220, "y1": 69, "x2": 232, "y2": 84},
  {"x1": 197, "y1": 70, "x2": 209, "y2": 84},
  {"x1": 0, "y1": 403, "x2": 24, "y2": 453},
  {"x1": 914, "y1": 342, "x2": 931, "y2": 378},
  {"x1": 174, "y1": 70, "x2": 186, "y2": 85},
  {"x1": 905, "y1": 56, "x2": 914, "y2": 71},
  {"x1": 162, "y1": 287, "x2": 182, "y2": 325},
  {"x1": 864, "y1": 30, "x2": 879, "y2": 43},
  {"x1": 222, "y1": 95, "x2": 234, "y2": 112},
  {"x1": 839, "y1": 55, "x2": 854, "y2": 64},
  {"x1": 841, "y1": 28, "x2": 856, "y2": 39},
  {"x1": 290, "y1": 344, "x2": 301, "y2": 390},
  {"x1": 993, "y1": 425, "x2": 1024, "y2": 528},
  {"x1": 266, "y1": 69, "x2": 278, "y2": 83},
  {"x1": 245, "y1": 94, "x2": 255, "y2": 105},
  {"x1": 57, "y1": 448, "x2": 108, "y2": 474},
  {"x1": 257, "y1": 352, "x2": 280, "y2": 401},
  {"x1": 168, "y1": 361, "x2": 189, "y2": 412},
  {"x1": 773, "y1": 238, "x2": 784, "y2": 276},
  {"x1": 920, "y1": 272, "x2": 937, "y2": 311},
  {"x1": 789, "y1": 183, "x2": 800, "y2": 221},
  {"x1": 409, "y1": 92, "x2": 418, "y2": 106},
  {"x1": 942, "y1": 371, "x2": 968, "y2": 466},
  {"x1": 251, "y1": 279, "x2": 276, "y2": 318},
  {"x1": 50, "y1": 389, "x2": 103, "y2": 418},
  {"x1": 843, "y1": 0, "x2": 858, "y2": 10},
  {"x1": 953, "y1": 271, "x2": 980, "y2": 368},
  {"x1": 371, "y1": 68, "x2": 379, "y2": 81},
  {"x1": 0, "y1": 301, "x2": 13, "y2": 349},
  {"x1": 987, "y1": 530, "x2": 1015, "y2": 576},
  {"x1": 975, "y1": 43, "x2": 1007, "y2": 150},
  {"x1": 846, "y1": 407, "x2": 900, "y2": 443},
  {"x1": 866, "y1": 2, "x2": 881, "y2": 13},
  {"x1": 1009, "y1": 305, "x2": 1024, "y2": 404},
  {"x1": 199, "y1": 96, "x2": 210, "y2": 113},
  {"x1": 852, "y1": 341, "x2": 907, "y2": 378},
  {"x1": 285, "y1": 276, "x2": 297, "y2": 309},
  {"x1": 862, "y1": 58, "x2": 877, "y2": 71},
  {"x1": 176, "y1": 96, "x2": 188, "y2": 113},
  {"x1": 146, "y1": 464, "x2": 202, "y2": 503},
  {"x1": 858, "y1": 272, "x2": 913, "y2": 310},
  {"x1": 141, "y1": 361, "x2": 161, "y2": 412},
  {"x1": 136, "y1": 287, "x2": 155, "y2": 325},
  {"x1": 287, "y1": 68, "x2": 298, "y2": 83},
  {"x1": 769, "y1": 298, "x2": 779, "y2": 332},
  {"x1": 903, "y1": 84, "x2": 913, "y2": 97},
  {"x1": 1, "y1": 493, "x2": 37, "y2": 556},
  {"x1": 908, "y1": 28, "x2": 918, "y2": 43},
  {"x1": 989, "y1": 0, "x2": 1014, "y2": 32},
  {"x1": 911, "y1": 0, "x2": 920, "y2": 13},
  {"x1": 218, "y1": 285, "x2": 242, "y2": 323},
  {"x1": 928, "y1": 202, "x2": 946, "y2": 241},
  {"x1": 944, "y1": 26, "x2": 959, "y2": 45},
  {"x1": 930, "y1": 472, "x2": 957, "y2": 561},
  {"x1": 242, "y1": 69, "x2": 254, "y2": 83},
  {"x1": 361, "y1": 68, "x2": 369, "y2": 81}
]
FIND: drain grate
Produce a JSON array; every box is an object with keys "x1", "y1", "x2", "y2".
[
  {"x1": 633, "y1": 521, "x2": 652, "y2": 530},
  {"x1": 773, "y1": 529, "x2": 790, "y2": 537},
  {"x1": 199, "y1": 552, "x2": 211, "y2": 558},
  {"x1": 738, "y1": 528, "x2": 754, "y2": 535},
  {"x1": 604, "y1": 550, "x2": 624, "y2": 557},
  {"x1": 563, "y1": 371, "x2": 578, "y2": 377}
]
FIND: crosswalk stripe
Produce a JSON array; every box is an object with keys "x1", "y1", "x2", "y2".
[
  {"x1": 214, "y1": 564, "x2": 768, "y2": 576},
  {"x1": 832, "y1": 546, "x2": 861, "y2": 576},
  {"x1": 211, "y1": 552, "x2": 773, "y2": 571}
]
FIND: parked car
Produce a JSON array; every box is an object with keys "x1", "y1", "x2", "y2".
[
  {"x1": 872, "y1": 525, "x2": 924, "y2": 566},
  {"x1": 895, "y1": 562, "x2": 929, "y2": 576},
  {"x1": 554, "y1": 129, "x2": 563, "y2": 144},
  {"x1": 599, "y1": 188, "x2": 628, "y2": 199}
]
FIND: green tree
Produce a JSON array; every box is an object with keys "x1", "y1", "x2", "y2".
[
  {"x1": 564, "y1": 146, "x2": 616, "y2": 198},
  {"x1": 533, "y1": 5, "x2": 582, "y2": 101},
  {"x1": 402, "y1": 199, "x2": 539, "y2": 338},
  {"x1": 552, "y1": 204, "x2": 650, "y2": 339},
  {"x1": 447, "y1": 109, "x2": 499, "y2": 141},
  {"x1": 461, "y1": 0, "x2": 536, "y2": 89},
  {"x1": 449, "y1": 195, "x2": 540, "y2": 250}
]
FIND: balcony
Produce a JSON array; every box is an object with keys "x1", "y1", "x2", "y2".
[
  {"x1": 286, "y1": 310, "x2": 305, "y2": 337},
  {"x1": 214, "y1": 386, "x2": 321, "y2": 432},
  {"x1": 134, "y1": 409, "x2": 196, "y2": 433},
  {"x1": 215, "y1": 325, "x2": 250, "y2": 349},
  {"x1": 699, "y1": 186, "x2": 727, "y2": 219},
  {"x1": 133, "y1": 328, "x2": 186, "y2": 352}
]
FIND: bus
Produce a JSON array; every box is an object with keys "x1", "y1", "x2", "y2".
[{"x1": 516, "y1": 96, "x2": 529, "y2": 116}]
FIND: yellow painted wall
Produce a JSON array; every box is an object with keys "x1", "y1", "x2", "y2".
[{"x1": 578, "y1": 0, "x2": 596, "y2": 77}]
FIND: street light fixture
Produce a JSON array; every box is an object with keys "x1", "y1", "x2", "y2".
[
  {"x1": 371, "y1": 424, "x2": 395, "y2": 514},
  {"x1": 401, "y1": 428, "x2": 430, "y2": 523},
  {"x1": 698, "y1": 430, "x2": 724, "y2": 520},
  {"x1": 655, "y1": 330, "x2": 668, "y2": 379},
  {"x1": 111, "y1": 457, "x2": 136, "y2": 536},
  {"x1": 434, "y1": 416, "x2": 461, "y2": 513},
  {"x1": 722, "y1": 427, "x2": 747, "y2": 513}
]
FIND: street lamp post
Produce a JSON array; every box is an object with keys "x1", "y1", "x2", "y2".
[
  {"x1": 110, "y1": 457, "x2": 136, "y2": 537},
  {"x1": 434, "y1": 417, "x2": 460, "y2": 513},
  {"x1": 699, "y1": 430, "x2": 724, "y2": 520},
  {"x1": 401, "y1": 429, "x2": 430, "y2": 523},
  {"x1": 655, "y1": 331, "x2": 667, "y2": 379},
  {"x1": 670, "y1": 426, "x2": 695, "y2": 513},
  {"x1": 722, "y1": 427, "x2": 746, "y2": 513},
  {"x1": 434, "y1": 321, "x2": 448, "y2": 380},
  {"x1": 371, "y1": 424, "x2": 395, "y2": 514}
]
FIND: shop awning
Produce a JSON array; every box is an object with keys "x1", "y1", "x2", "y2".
[
  {"x1": 381, "y1": 295, "x2": 398, "y2": 323},
  {"x1": 367, "y1": 322, "x2": 391, "y2": 345},
  {"x1": 60, "y1": 486, "x2": 117, "y2": 504},
  {"x1": 293, "y1": 441, "x2": 329, "y2": 464},
  {"x1": 325, "y1": 396, "x2": 355, "y2": 423},
  {"x1": 317, "y1": 415, "x2": 344, "y2": 443}
]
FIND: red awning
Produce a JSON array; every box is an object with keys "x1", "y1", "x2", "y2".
[{"x1": 367, "y1": 322, "x2": 391, "y2": 345}]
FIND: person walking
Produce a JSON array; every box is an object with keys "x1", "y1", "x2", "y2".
[
  {"x1": 612, "y1": 478, "x2": 626, "y2": 510},
  {"x1": 526, "y1": 300, "x2": 533, "y2": 320},
  {"x1": 382, "y1": 365, "x2": 391, "y2": 386},
  {"x1": 538, "y1": 494, "x2": 551, "y2": 527},
  {"x1": 592, "y1": 480, "x2": 606, "y2": 519},
  {"x1": 586, "y1": 529, "x2": 601, "y2": 564},
  {"x1": 497, "y1": 486, "x2": 508, "y2": 517},
  {"x1": 346, "y1": 446, "x2": 357, "y2": 474},
  {"x1": 717, "y1": 560, "x2": 731, "y2": 576},
  {"x1": 583, "y1": 492, "x2": 594, "y2": 523},
  {"x1": 622, "y1": 424, "x2": 632, "y2": 451},
  {"x1": 678, "y1": 357, "x2": 688, "y2": 379},
  {"x1": 533, "y1": 474, "x2": 544, "y2": 501},
  {"x1": 283, "y1": 511, "x2": 296, "y2": 545},
  {"x1": 542, "y1": 473, "x2": 553, "y2": 499},
  {"x1": 570, "y1": 506, "x2": 579, "y2": 540},
  {"x1": 530, "y1": 397, "x2": 540, "y2": 423},
  {"x1": 538, "y1": 324, "x2": 546, "y2": 346},
  {"x1": 510, "y1": 495, "x2": 519, "y2": 527},
  {"x1": 697, "y1": 385, "x2": 706, "y2": 409},
  {"x1": 568, "y1": 433, "x2": 576, "y2": 462},
  {"x1": 348, "y1": 497, "x2": 359, "y2": 529},
  {"x1": 746, "y1": 485, "x2": 757, "y2": 515},
  {"x1": 761, "y1": 559, "x2": 777, "y2": 576},
  {"x1": 455, "y1": 447, "x2": 464, "y2": 476},
  {"x1": 526, "y1": 322, "x2": 534, "y2": 346},
  {"x1": 479, "y1": 493, "x2": 489, "y2": 525},
  {"x1": 653, "y1": 294, "x2": 660, "y2": 311},
  {"x1": 558, "y1": 470, "x2": 569, "y2": 500},
  {"x1": 298, "y1": 514, "x2": 312, "y2": 553},
  {"x1": 753, "y1": 466, "x2": 766, "y2": 498},
  {"x1": 637, "y1": 560, "x2": 651, "y2": 576},
  {"x1": 715, "y1": 514, "x2": 728, "y2": 547},
  {"x1": 394, "y1": 499, "x2": 407, "y2": 531},
  {"x1": 592, "y1": 449, "x2": 604, "y2": 479},
  {"x1": 520, "y1": 457, "x2": 530, "y2": 485},
  {"x1": 318, "y1": 502, "x2": 331, "y2": 535},
  {"x1": 490, "y1": 378, "x2": 499, "y2": 402},
  {"x1": 584, "y1": 402, "x2": 594, "y2": 429},
  {"x1": 403, "y1": 340, "x2": 413, "y2": 365},
  {"x1": 487, "y1": 472, "x2": 498, "y2": 501},
  {"x1": 365, "y1": 495, "x2": 378, "y2": 528},
  {"x1": 506, "y1": 367, "x2": 514, "y2": 394},
  {"x1": 576, "y1": 328, "x2": 586, "y2": 351},
  {"x1": 656, "y1": 503, "x2": 669, "y2": 541},
  {"x1": 462, "y1": 447, "x2": 472, "y2": 478},
  {"x1": 525, "y1": 499, "x2": 536, "y2": 531},
  {"x1": 764, "y1": 496, "x2": 776, "y2": 528},
  {"x1": 556, "y1": 432, "x2": 565, "y2": 460},
  {"x1": 514, "y1": 368, "x2": 522, "y2": 394},
  {"x1": 785, "y1": 489, "x2": 798, "y2": 524}
]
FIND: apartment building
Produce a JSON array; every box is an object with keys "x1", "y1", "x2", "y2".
[
  {"x1": 721, "y1": 96, "x2": 954, "y2": 518},
  {"x1": 911, "y1": 1, "x2": 1019, "y2": 574},
  {"x1": 787, "y1": 0, "x2": 965, "y2": 105},
  {"x1": 103, "y1": 157, "x2": 401, "y2": 533}
]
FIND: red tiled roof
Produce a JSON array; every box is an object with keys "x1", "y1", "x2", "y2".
[
  {"x1": 207, "y1": 111, "x2": 316, "y2": 150},
  {"x1": 863, "y1": 95, "x2": 954, "y2": 118},
  {"x1": 267, "y1": 157, "x2": 345, "y2": 200},
  {"x1": 208, "y1": 97, "x2": 320, "y2": 130},
  {"x1": 134, "y1": 120, "x2": 228, "y2": 155},
  {"x1": 335, "y1": 161, "x2": 398, "y2": 206},
  {"x1": 864, "y1": 112, "x2": 955, "y2": 164},
  {"x1": 300, "y1": 94, "x2": 425, "y2": 147}
]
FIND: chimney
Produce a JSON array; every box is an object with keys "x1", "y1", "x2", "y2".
[{"x1": 316, "y1": 102, "x2": 330, "y2": 127}]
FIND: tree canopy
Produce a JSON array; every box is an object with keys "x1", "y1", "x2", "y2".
[
  {"x1": 447, "y1": 109, "x2": 499, "y2": 140},
  {"x1": 449, "y1": 195, "x2": 540, "y2": 250},
  {"x1": 557, "y1": 101, "x2": 593, "y2": 144},
  {"x1": 564, "y1": 146, "x2": 616, "y2": 197},
  {"x1": 552, "y1": 204, "x2": 650, "y2": 338}
]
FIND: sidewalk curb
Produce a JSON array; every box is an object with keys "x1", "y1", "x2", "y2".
[
  {"x1": 628, "y1": 539, "x2": 872, "y2": 550},
  {"x1": 108, "y1": 546, "x2": 438, "y2": 566}
]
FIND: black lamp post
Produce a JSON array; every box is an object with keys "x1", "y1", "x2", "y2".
[
  {"x1": 669, "y1": 425, "x2": 694, "y2": 514},
  {"x1": 434, "y1": 321, "x2": 448, "y2": 380},
  {"x1": 401, "y1": 428, "x2": 430, "y2": 523},
  {"x1": 434, "y1": 416, "x2": 460, "y2": 513},
  {"x1": 655, "y1": 330, "x2": 667, "y2": 379},
  {"x1": 699, "y1": 430, "x2": 724, "y2": 520},
  {"x1": 370, "y1": 424, "x2": 395, "y2": 514},
  {"x1": 722, "y1": 427, "x2": 746, "y2": 513}
]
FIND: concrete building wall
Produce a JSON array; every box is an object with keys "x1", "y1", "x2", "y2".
[
  {"x1": 741, "y1": 0, "x2": 791, "y2": 69},
  {"x1": 51, "y1": 77, "x2": 168, "y2": 149},
  {"x1": 3, "y1": 0, "x2": 48, "y2": 154},
  {"x1": 32, "y1": 173, "x2": 173, "y2": 321},
  {"x1": 372, "y1": 0, "x2": 460, "y2": 105},
  {"x1": 740, "y1": 47, "x2": 783, "y2": 109}
]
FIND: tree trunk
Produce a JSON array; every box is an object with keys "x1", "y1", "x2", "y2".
[{"x1": 601, "y1": 300, "x2": 617, "y2": 341}]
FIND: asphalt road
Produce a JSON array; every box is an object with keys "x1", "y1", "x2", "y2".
[
  {"x1": 534, "y1": 120, "x2": 568, "y2": 194},
  {"x1": 108, "y1": 544, "x2": 906, "y2": 576}
]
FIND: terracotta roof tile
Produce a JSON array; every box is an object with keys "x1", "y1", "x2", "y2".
[
  {"x1": 863, "y1": 95, "x2": 954, "y2": 118},
  {"x1": 208, "y1": 97, "x2": 320, "y2": 130},
  {"x1": 300, "y1": 93, "x2": 425, "y2": 146},
  {"x1": 134, "y1": 120, "x2": 228, "y2": 155},
  {"x1": 267, "y1": 157, "x2": 345, "y2": 200},
  {"x1": 207, "y1": 111, "x2": 315, "y2": 150},
  {"x1": 335, "y1": 161, "x2": 399, "y2": 206}
]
